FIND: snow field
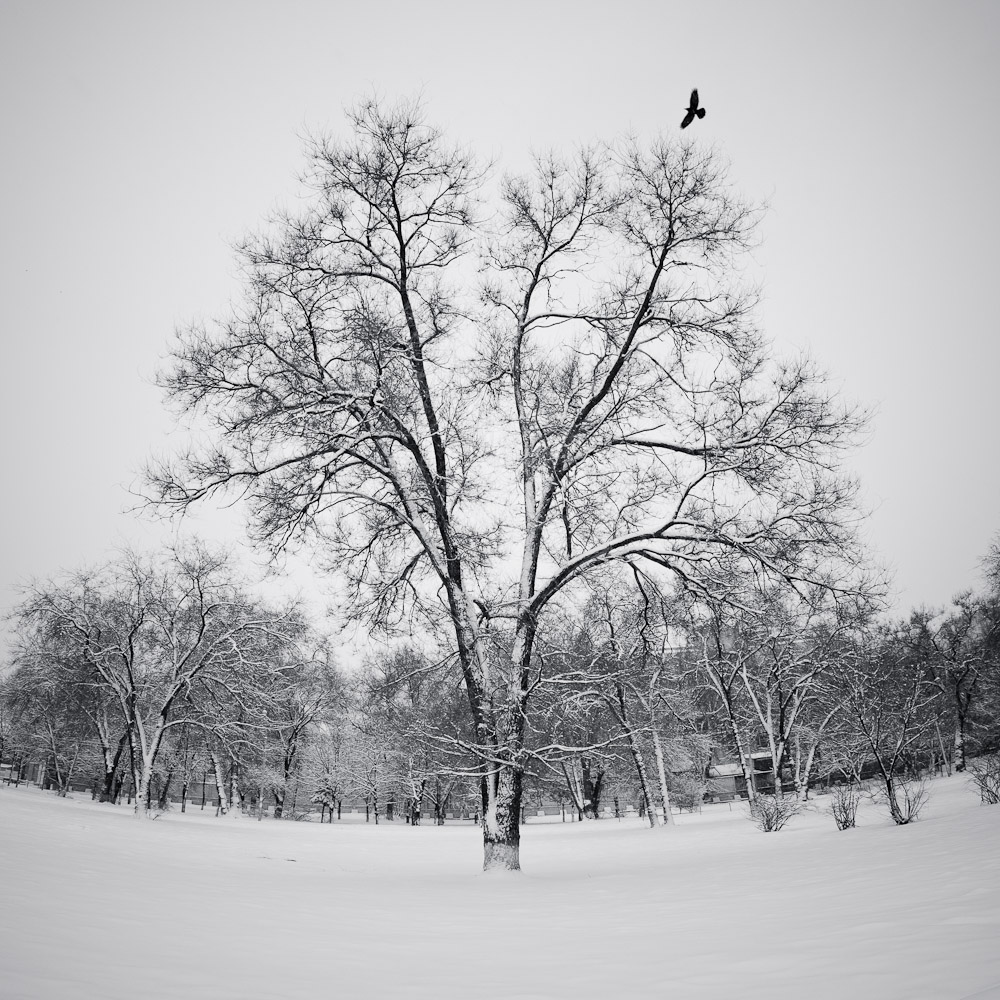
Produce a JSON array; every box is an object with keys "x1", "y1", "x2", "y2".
[{"x1": 1, "y1": 775, "x2": 998, "y2": 1000}]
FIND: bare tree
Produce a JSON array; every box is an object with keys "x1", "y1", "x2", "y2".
[
  {"x1": 263, "y1": 642, "x2": 340, "y2": 818},
  {"x1": 150, "y1": 99, "x2": 867, "y2": 869},
  {"x1": 4, "y1": 655, "x2": 93, "y2": 796},
  {"x1": 910, "y1": 595, "x2": 992, "y2": 772},
  {"x1": 13, "y1": 547, "x2": 298, "y2": 816},
  {"x1": 690, "y1": 602, "x2": 766, "y2": 802},
  {"x1": 832, "y1": 631, "x2": 938, "y2": 825},
  {"x1": 560, "y1": 582, "x2": 706, "y2": 827},
  {"x1": 730, "y1": 587, "x2": 865, "y2": 799}
]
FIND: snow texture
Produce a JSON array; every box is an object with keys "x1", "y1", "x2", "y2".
[{"x1": 1, "y1": 775, "x2": 998, "y2": 999}]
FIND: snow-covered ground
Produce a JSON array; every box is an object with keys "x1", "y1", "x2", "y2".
[{"x1": 1, "y1": 776, "x2": 998, "y2": 1000}]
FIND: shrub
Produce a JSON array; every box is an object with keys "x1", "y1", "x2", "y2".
[
  {"x1": 748, "y1": 793, "x2": 801, "y2": 832},
  {"x1": 968, "y1": 755, "x2": 1000, "y2": 805},
  {"x1": 669, "y1": 772, "x2": 707, "y2": 812},
  {"x1": 829, "y1": 783, "x2": 862, "y2": 830},
  {"x1": 879, "y1": 776, "x2": 929, "y2": 825}
]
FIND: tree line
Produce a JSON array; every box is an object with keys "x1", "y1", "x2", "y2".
[{"x1": 4, "y1": 540, "x2": 997, "y2": 830}]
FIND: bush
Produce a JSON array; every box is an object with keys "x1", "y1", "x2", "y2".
[
  {"x1": 968, "y1": 755, "x2": 1000, "y2": 805},
  {"x1": 829, "y1": 783, "x2": 862, "y2": 830},
  {"x1": 669, "y1": 772, "x2": 707, "y2": 812},
  {"x1": 879, "y1": 776, "x2": 929, "y2": 825},
  {"x1": 748, "y1": 793, "x2": 801, "y2": 832}
]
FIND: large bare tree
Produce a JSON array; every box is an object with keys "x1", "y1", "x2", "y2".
[{"x1": 150, "y1": 99, "x2": 866, "y2": 869}]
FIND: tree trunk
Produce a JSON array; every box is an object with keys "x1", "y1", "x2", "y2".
[
  {"x1": 933, "y1": 720, "x2": 952, "y2": 776},
  {"x1": 561, "y1": 761, "x2": 586, "y2": 820},
  {"x1": 954, "y1": 715, "x2": 967, "y2": 773},
  {"x1": 612, "y1": 684, "x2": 658, "y2": 828},
  {"x1": 631, "y1": 738, "x2": 658, "y2": 828},
  {"x1": 650, "y1": 728, "x2": 673, "y2": 825},
  {"x1": 100, "y1": 731, "x2": 129, "y2": 802},
  {"x1": 482, "y1": 764, "x2": 523, "y2": 871},
  {"x1": 135, "y1": 766, "x2": 153, "y2": 817},
  {"x1": 61, "y1": 744, "x2": 81, "y2": 797},
  {"x1": 795, "y1": 740, "x2": 816, "y2": 801},
  {"x1": 884, "y1": 774, "x2": 905, "y2": 825},
  {"x1": 581, "y1": 755, "x2": 604, "y2": 820},
  {"x1": 158, "y1": 769, "x2": 173, "y2": 810},
  {"x1": 230, "y1": 765, "x2": 241, "y2": 815},
  {"x1": 133, "y1": 721, "x2": 169, "y2": 817},
  {"x1": 739, "y1": 746, "x2": 758, "y2": 802},
  {"x1": 770, "y1": 739, "x2": 788, "y2": 799},
  {"x1": 210, "y1": 752, "x2": 229, "y2": 815}
]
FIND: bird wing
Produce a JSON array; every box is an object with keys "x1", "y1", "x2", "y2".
[
  {"x1": 680, "y1": 110, "x2": 695, "y2": 129},
  {"x1": 690, "y1": 88, "x2": 699, "y2": 109}
]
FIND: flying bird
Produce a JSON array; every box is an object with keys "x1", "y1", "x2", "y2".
[{"x1": 680, "y1": 89, "x2": 706, "y2": 129}]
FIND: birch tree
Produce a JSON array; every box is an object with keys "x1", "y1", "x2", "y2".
[{"x1": 150, "y1": 98, "x2": 867, "y2": 869}]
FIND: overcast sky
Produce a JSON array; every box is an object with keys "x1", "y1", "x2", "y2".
[{"x1": 2, "y1": 0, "x2": 998, "y2": 649}]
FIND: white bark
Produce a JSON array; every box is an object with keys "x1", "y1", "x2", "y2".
[{"x1": 651, "y1": 728, "x2": 673, "y2": 825}]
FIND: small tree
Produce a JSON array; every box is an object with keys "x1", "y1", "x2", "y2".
[{"x1": 833, "y1": 631, "x2": 938, "y2": 826}]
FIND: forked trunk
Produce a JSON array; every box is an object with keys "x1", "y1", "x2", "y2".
[{"x1": 133, "y1": 726, "x2": 166, "y2": 817}]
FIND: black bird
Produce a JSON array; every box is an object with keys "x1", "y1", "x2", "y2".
[{"x1": 680, "y1": 89, "x2": 706, "y2": 129}]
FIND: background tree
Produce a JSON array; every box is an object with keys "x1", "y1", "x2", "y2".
[
  {"x1": 11, "y1": 547, "x2": 300, "y2": 816},
  {"x1": 3, "y1": 653, "x2": 94, "y2": 796},
  {"x1": 261, "y1": 640, "x2": 340, "y2": 818},
  {"x1": 910, "y1": 595, "x2": 993, "y2": 772},
  {"x1": 830, "y1": 628, "x2": 938, "y2": 824},
  {"x1": 689, "y1": 599, "x2": 766, "y2": 802}
]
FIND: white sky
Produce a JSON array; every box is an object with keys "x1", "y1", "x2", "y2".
[{"x1": 2, "y1": 0, "x2": 998, "y2": 647}]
